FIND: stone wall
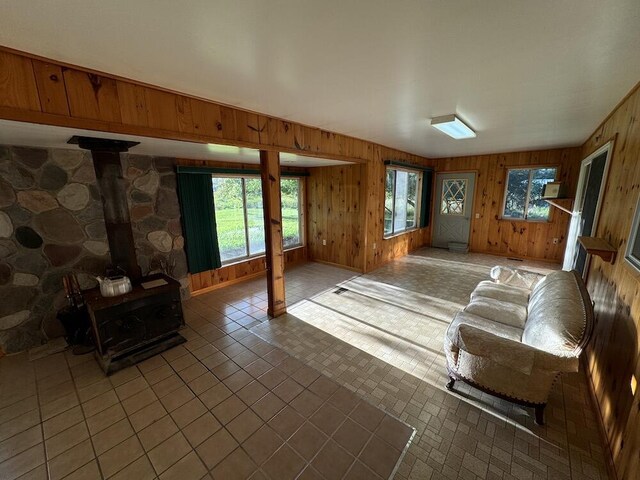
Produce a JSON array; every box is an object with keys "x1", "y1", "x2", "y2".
[{"x1": 0, "y1": 145, "x2": 188, "y2": 354}]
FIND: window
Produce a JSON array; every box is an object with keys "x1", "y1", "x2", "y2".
[
  {"x1": 384, "y1": 168, "x2": 421, "y2": 237},
  {"x1": 440, "y1": 179, "x2": 467, "y2": 215},
  {"x1": 212, "y1": 175, "x2": 303, "y2": 263},
  {"x1": 281, "y1": 178, "x2": 302, "y2": 249},
  {"x1": 502, "y1": 167, "x2": 557, "y2": 221},
  {"x1": 625, "y1": 195, "x2": 640, "y2": 272}
]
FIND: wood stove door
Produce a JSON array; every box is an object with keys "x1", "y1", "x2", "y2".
[
  {"x1": 94, "y1": 290, "x2": 183, "y2": 356},
  {"x1": 146, "y1": 301, "x2": 183, "y2": 339},
  {"x1": 99, "y1": 311, "x2": 147, "y2": 355}
]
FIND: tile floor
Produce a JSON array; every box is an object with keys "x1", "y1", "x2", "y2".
[
  {"x1": 0, "y1": 263, "x2": 411, "y2": 480},
  {"x1": 252, "y1": 250, "x2": 610, "y2": 480},
  {"x1": 0, "y1": 248, "x2": 611, "y2": 480}
]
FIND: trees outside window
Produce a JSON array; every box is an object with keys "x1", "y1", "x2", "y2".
[
  {"x1": 502, "y1": 167, "x2": 557, "y2": 221},
  {"x1": 384, "y1": 168, "x2": 420, "y2": 237}
]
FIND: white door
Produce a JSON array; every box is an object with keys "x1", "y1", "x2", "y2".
[
  {"x1": 563, "y1": 142, "x2": 612, "y2": 275},
  {"x1": 433, "y1": 172, "x2": 476, "y2": 248}
]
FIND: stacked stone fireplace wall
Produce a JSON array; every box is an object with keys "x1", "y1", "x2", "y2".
[{"x1": 0, "y1": 145, "x2": 189, "y2": 354}]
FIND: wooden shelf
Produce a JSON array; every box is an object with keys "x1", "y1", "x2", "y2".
[
  {"x1": 578, "y1": 236, "x2": 617, "y2": 263},
  {"x1": 544, "y1": 198, "x2": 574, "y2": 215}
]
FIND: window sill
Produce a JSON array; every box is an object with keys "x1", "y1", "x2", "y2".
[
  {"x1": 499, "y1": 217, "x2": 551, "y2": 224},
  {"x1": 383, "y1": 226, "x2": 424, "y2": 240},
  {"x1": 221, "y1": 244, "x2": 305, "y2": 267}
]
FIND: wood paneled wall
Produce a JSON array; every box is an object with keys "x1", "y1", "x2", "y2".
[
  {"x1": 307, "y1": 164, "x2": 367, "y2": 270},
  {"x1": 364, "y1": 148, "x2": 436, "y2": 272},
  {"x1": 189, "y1": 246, "x2": 308, "y2": 295},
  {"x1": 307, "y1": 147, "x2": 435, "y2": 273},
  {"x1": 435, "y1": 148, "x2": 581, "y2": 262},
  {"x1": 0, "y1": 46, "x2": 436, "y2": 277},
  {"x1": 0, "y1": 47, "x2": 425, "y2": 165},
  {"x1": 580, "y1": 83, "x2": 640, "y2": 480}
]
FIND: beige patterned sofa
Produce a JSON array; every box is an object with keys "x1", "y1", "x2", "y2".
[{"x1": 444, "y1": 268, "x2": 594, "y2": 424}]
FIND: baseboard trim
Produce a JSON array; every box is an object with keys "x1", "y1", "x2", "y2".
[
  {"x1": 189, "y1": 258, "x2": 321, "y2": 296},
  {"x1": 581, "y1": 356, "x2": 619, "y2": 480},
  {"x1": 309, "y1": 259, "x2": 364, "y2": 273},
  {"x1": 468, "y1": 248, "x2": 562, "y2": 265},
  {"x1": 190, "y1": 271, "x2": 266, "y2": 296}
]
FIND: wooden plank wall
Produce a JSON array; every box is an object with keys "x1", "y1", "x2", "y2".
[
  {"x1": 306, "y1": 147, "x2": 435, "y2": 273},
  {"x1": 580, "y1": 83, "x2": 640, "y2": 480},
  {"x1": 0, "y1": 46, "x2": 437, "y2": 276},
  {"x1": 307, "y1": 164, "x2": 367, "y2": 270},
  {"x1": 435, "y1": 148, "x2": 581, "y2": 262},
  {"x1": 0, "y1": 48, "x2": 399, "y2": 164},
  {"x1": 189, "y1": 247, "x2": 307, "y2": 295},
  {"x1": 364, "y1": 147, "x2": 436, "y2": 272}
]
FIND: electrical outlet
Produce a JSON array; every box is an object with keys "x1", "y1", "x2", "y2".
[
  {"x1": 475, "y1": 213, "x2": 480, "y2": 219},
  {"x1": 373, "y1": 242, "x2": 377, "y2": 250},
  {"x1": 322, "y1": 239, "x2": 326, "y2": 246},
  {"x1": 553, "y1": 238, "x2": 559, "y2": 245}
]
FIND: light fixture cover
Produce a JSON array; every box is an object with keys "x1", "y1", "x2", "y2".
[{"x1": 430, "y1": 114, "x2": 476, "y2": 139}]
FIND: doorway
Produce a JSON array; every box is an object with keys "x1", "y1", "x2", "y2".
[
  {"x1": 432, "y1": 172, "x2": 476, "y2": 249},
  {"x1": 563, "y1": 142, "x2": 612, "y2": 275}
]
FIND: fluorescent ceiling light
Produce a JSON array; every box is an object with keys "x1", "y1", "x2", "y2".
[
  {"x1": 430, "y1": 114, "x2": 476, "y2": 139},
  {"x1": 207, "y1": 143, "x2": 244, "y2": 154}
]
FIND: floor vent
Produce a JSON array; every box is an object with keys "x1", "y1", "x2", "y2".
[
  {"x1": 333, "y1": 287, "x2": 349, "y2": 295},
  {"x1": 507, "y1": 257, "x2": 524, "y2": 262}
]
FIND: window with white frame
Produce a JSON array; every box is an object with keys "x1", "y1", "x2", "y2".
[
  {"x1": 384, "y1": 167, "x2": 421, "y2": 237},
  {"x1": 502, "y1": 167, "x2": 557, "y2": 221},
  {"x1": 211, "y1": 175, "x2": 303, "y2": 263}
]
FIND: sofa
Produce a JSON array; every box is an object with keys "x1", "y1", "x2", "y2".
[{"x1": 443, "y1": 267, "x2": 594, "y2": 424}]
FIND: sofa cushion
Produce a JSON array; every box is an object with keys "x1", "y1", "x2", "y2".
[
  {"x1": 470, "y1": 281, "x2": 529, "y2": 306},
  {"x1": 446, "y1": 311, "x2": 523, "y2": 346},
  {"x1": 523, "y1": 271, "x2": 587, "y2": 355},
  {"x1": 464, "y1": 297, "x2": 528, "y2": 329}
]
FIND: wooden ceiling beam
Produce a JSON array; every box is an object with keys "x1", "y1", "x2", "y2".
[{"x1": 0, "y1": 46, "x2": 433, "y2": 167}]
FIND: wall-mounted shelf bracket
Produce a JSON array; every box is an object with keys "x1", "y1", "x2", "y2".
[
  {"x1": 544, "y1": 198, "x2": 574, "y2": 215},
  {"x1": 578, "y1": 236, "x2": 617, "y2": 264}
]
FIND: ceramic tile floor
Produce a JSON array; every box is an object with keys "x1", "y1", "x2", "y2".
[
  {"x1": 0, "y1": 262, "x2": 411, "y2": 480},
  {"x1": 251, "y1": 250, "x2": 611, "y2": 480},
  {"x1": 0, "y1": 249, "x2": 611, "y2": 480}
]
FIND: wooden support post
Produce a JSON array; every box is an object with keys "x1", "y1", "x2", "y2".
[{"x1": 260, "y1": 150, "x2": 287, "y2": 317}]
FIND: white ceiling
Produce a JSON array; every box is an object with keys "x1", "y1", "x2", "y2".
[
  {"x1": 1, "y1": 1, "x2": 639, "y2": 158},
  {"x1": 0, "y1": 120, "x2": 350, "y2": 167}
]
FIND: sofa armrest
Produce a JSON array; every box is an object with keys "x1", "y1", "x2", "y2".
[
  {"x1": 455, "y1": 324, "x2": 579, "y2": 374},
  {"x1": 490, "y1": 266, "x2": 544, "y2": 289}
]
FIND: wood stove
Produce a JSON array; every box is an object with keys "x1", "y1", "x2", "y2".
[
  {"x1": 70, "y1": 136, "x2": 186, "y2": 374},
  {"x1": 84, "y1": 273, "x2": 185, "y2": 374}
]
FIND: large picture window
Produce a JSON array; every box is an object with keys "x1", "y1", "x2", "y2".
[
  {"x1": 502, "y1": 167, "x2": 557, "y2": 221},
  {"x1": 212, "y1": 175, "x2": 303, "y2": 263},
  {"x1": 384, "y1": 168, "x2": 421, "y2": 237}
]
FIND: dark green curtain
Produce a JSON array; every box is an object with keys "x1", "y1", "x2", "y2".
[
  {"x1": 176, "y1": 172, "x2": 221, "y2": 273},
  {"x1": 420, "y1": 170, "x2": 433, "y2": 228}
]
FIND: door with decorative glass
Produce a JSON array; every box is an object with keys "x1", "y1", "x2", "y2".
[{"x1": 432, "y1": 172, "x2": 476, "y2": 248}]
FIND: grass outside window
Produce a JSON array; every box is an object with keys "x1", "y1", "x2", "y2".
[{"x1": 212, "y1": 175, "x2": 303, "y2": 263}]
